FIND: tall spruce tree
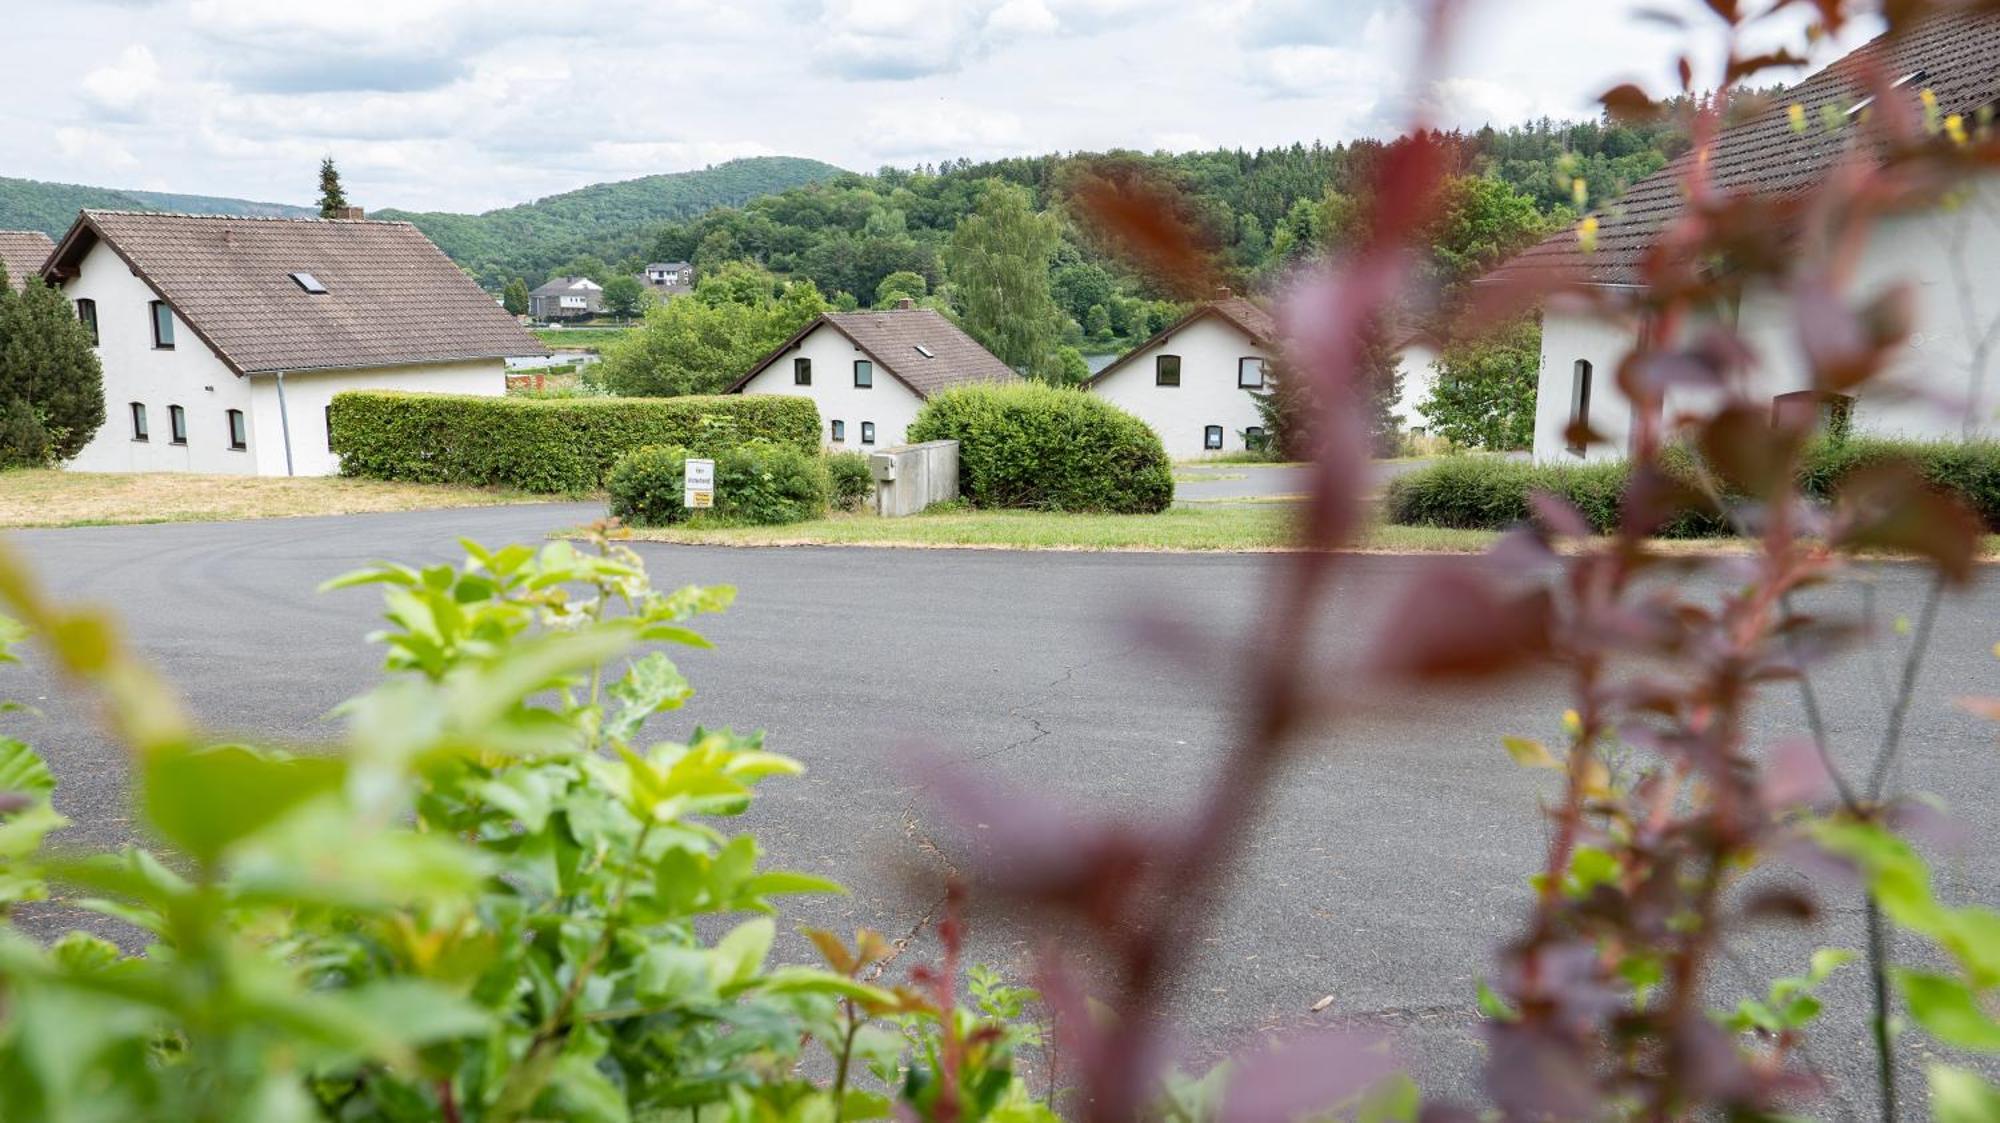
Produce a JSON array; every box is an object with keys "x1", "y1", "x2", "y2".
[
  {"x1": 0, "y1": 268, "x2": 105, "y2": 466},
  {"x1": 318, "y1": 157, "x2": 350, "y2": 219}
]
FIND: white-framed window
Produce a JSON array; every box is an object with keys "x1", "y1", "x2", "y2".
[
  {"x1": 1567, "y1": 360, "x2": 1592, "y2": 457},
  {"x1": 151, "y1": 301, "x2": 175, "y2": 349},
  {"x1": 1156, "y1": 354, "x2": 1181, "y2": 387},
  {"x1": 227, "y1": 409, "x2": 247, "y2": 451},
  {"x1": 794, "y1": 357, "x2": 812, "y2": 385},
  {"x1": 1238, "y1": 356, "x2": 1266, "y2": 389},
  {"x1": 1204, "y1": 425, "x2": 1224, "y2": 450},
  {"x1": 831, "y1": 419, "x2": 846, "y2": 442},
  {"x1": 168, "y1": 404, "x2": 186, "y2": 445},
  {"x1": 130, "y1": 402, "x2": 148, "y2": 442},
  {"x1": 861, "y1": 422, "x2": 876, "y2": 445},
  {"x1": 854, "y1": 360, "x2": 873, "y2": 388}
]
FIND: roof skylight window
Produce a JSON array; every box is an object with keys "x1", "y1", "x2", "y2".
[
  {"x1": 914, "y1": 344, "x2": 935, "y2": 358},
  {"x1": 289, "y1": 272, "x2": 328, "y2": 294}
]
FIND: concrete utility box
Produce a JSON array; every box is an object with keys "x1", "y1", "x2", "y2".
[{"x1": 870, "y1": 440, "x2": 959, "y2": 517}]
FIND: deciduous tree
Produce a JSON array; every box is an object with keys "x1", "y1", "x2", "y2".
[
  {"x1": 946, "y1": 180, "x2": 1064, "y2": 381},
  {"x1": 598, "y1": 264, "x2": 828, "y2": 397}
]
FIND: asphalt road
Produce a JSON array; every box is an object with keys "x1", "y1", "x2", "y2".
[{"x1": 4, "y1": 503, "x2": 1998, "y2": 1108}]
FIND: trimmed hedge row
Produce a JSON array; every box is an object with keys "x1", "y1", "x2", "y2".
[
  {"x1": 608, "y1": 442, "x2": 831, "y2": 527},
  {"x1": 330, "y1": 391, "x2": 821, "y2": 493},
  {"x1": 1385, "y1": 438, "x2": 2000, "y2": 535},
  {"x1": 906, "y1": 382, "x2": 1174, "y2": 514}
]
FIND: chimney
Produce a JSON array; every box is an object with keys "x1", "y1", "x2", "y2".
[
  {"x1": 896, "y1": 297, "x2": 915, "y2": 310},
  {"x1": 337, "y1": 207, "x2": 365, "y2": 220},
  {"x1": 1215, "y1": 285, "x2": 1233, "y2": 299}
]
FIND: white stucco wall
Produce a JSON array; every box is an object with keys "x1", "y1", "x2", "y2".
[
  {"x1": 1392, "y1": 343, "x2": 1440, "y2": 434},
  {"x1": 736, "y1": 322, "x2": 924, "y2": 448},
  {"x1": 61, "y1": 239, "x2": 256, "y2": 474},
  {"x1": 1090, "y1": 315, "x2": 1272, "y2": 459},
  {"x1": 1533, "y1": 175, "x2": 2000, "y2": 462},
  {"x1": 59, "y1": 237, "x2": 509, "y2": 476},
  {"x1": 248, "y1": 359, "x2": 506, "y2": 477}
]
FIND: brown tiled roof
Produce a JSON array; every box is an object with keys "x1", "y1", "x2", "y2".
[
  {"x1": 1498, "y1": 12, "x2": 2000, "y2": 286},
  {"x1": 43, "y1": 210, "x2": 546, "y2": 375},
  {"x1": 727, "y1": 307, "x2": 1020, "y2": 398},
  {"x1": 0, "y1": 231, "x2": 54, "y2": 291},
  {"x1": 1084, "y1": 292, "x2": 1277, "y2": 387}
]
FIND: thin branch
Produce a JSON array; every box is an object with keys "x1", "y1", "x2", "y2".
[
  {"x1": 1779, "y1": 591, "x2": 1863, "y2": 812},
  {"x1": 1866, "y1": 572, "x2": 1947, "y2": 803}
]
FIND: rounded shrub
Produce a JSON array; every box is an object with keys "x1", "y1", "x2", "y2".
[
  {"x1": 607, "y1": 445, "x2": 692, "y2": 527},
  {"x1": 906, "y1": 382, "x2": 1173, "y2": 513},
  {"x1": 827, "y1": 451, "x2": 874, "y2": 511},
  {"x1": 607, "y1": 440, "x2": 831, "y2": 527}
]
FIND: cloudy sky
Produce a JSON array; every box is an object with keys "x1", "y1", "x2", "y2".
[{"x1": 6, "y1": 0, "x2": 1880, "y2": 215}]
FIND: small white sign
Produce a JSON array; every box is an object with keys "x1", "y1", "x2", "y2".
[{"x1": 683, "y1": 458, "x2": 715, "y2": 510}]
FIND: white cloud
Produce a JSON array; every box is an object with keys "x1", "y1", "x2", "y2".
[
  {"x1": 862, "y1": 99, "x2": 1026, "y2": 161},
  {"x1": 987, "y1": 0, "x2": 1059, "y2": 36},
  {"x1": 81, "y1": 45, "x2": 163, "y2": 119},
  {"x1": 55, "y1": 126, "x2": 140, "y2": 172}
]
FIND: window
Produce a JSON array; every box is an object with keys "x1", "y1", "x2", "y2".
[
  {"x1": 1238, "y1": 356, "x2": 1266, "y2": 389},
  {"x1": 130, "y1": 402, "x2": 148, "y2": 442},
  {"x1": 151, "y1": 301, "x2": 175, "y2": 349},
  {"x1": 226, "y1": 409, "x2": 246, "y2": 451},
  {"x1": 831, "y1": 419, "x2": 846, "y2": 442},
  {"x1": 168, "y1": 405, "x2": 186, "y2": 445},
  {"x1": 289, "y1": 272, "x2": 328, "y2": 294},
  {"x1": 1245, "y1": 426, "x2": 1267, "y2": 451},
  {"x1": 75, "y1": 299, "x2": 98, "y2": 346},
  {"x1": 861, "y1": 422, "x2": 876, "y2": 445},
  {"x1": 1156, "y1": 354, "x2": 1181, "y2": 387},
  {"x1": 1567, "y1": 360, "x2": 1593, "y2": 457},
  {"x1": 854, "y1": 360, "x2": 873, "y2": 388},
  {"x1": 794, "y1": 357, "x2": 812, "y2": 386},
  {"x1": 1204, "y1": 425, "x2": 1224, "y2": 450},
  {"x1": 914, "y1": 344, "x2": 935, "y2": 358}
]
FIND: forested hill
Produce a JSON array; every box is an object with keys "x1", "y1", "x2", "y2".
[
  {"x1": 376, "y1": 156, "x2": 848, "y2": 287},
  {"x1": 611, "y1": 114, "x2": 1690, "y2": 340},
  {"x1": 0, "y1": 177, "x2": 312, "y2": 236}
]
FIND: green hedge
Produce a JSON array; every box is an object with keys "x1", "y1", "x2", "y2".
[
  {"x1": 607, "y1": 442, "x2": 831, "y2": 527},
  {"x1": 906, "y1": 382, "x2": 1173, "y2": 514},
  {"x1": 826, "y1": 451, "x2": 874, "y2": 511},
  {"x1": 329, "y1": 391, "x2": 821, "y2": 493},
  {"x1": 1385, "y1": 438, "x2": 2000, "y2": 535}
]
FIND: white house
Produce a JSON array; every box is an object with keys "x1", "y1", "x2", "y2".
[
  {"x1": 0, "y1": 231, "x2": 53, "y2": 291},
  {"x1": 41, "y1": 209, "x2": 547, "y2": 477},
  {"x1": 1502, "y1": 11, "x2": 2000, "y2": 463},
  {"x1": 530, "y1": 276, "x2": 604, "y2": 320},
  {"x1": 1391, "y1": 334, "x2": 1442, "y2": 438},
  {"x1": 1086, "y1": 290, "x2": 1276, "y2": 459},
  {"x1": 726, "y1": 302, "x2": 1018, "y2": 448}
]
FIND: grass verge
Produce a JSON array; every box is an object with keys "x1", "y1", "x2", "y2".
[
  {"x1": 617, "y1": 504, "x2": 1499, "y2": 553},
  {"x1": 0, "y1": 469, "x2": 544, "y2": 529},
  {"x1": 533, "y1": 327, "x2": 633, "y2": 352}
]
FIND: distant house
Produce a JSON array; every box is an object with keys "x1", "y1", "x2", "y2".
[
  {"x1": 1086, "y1": 289, "x2": 1277, "y2": 459},
  {"x1": 726, "y1": 301, "x2": 1019, "y2": 448},
  {"x1": 41, "y1": 208, "x2": 547, "y2": 477},
  {"x1": 1390, "y1": 331, "x2": 1443, "y2": 438},
  {"x1": 640, "y1": 261, "x2": 693, "y2": 298},
  {"x1": 1496, "y1": 11, "x2": 2000, "y2": 462},
  {"x1": 530, "y1": 276, "x2": 604, "y2": 320},
  {"x1": 0, "y1": 231, "x2": 54, "y2": 291}
]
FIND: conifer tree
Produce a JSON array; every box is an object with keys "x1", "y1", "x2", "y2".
[{"x1": 318, "y1": 157, "x2": 350, "y2": 218}]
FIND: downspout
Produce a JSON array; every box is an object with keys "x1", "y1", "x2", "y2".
[{"x1": 273, "y1": 371, "x2": 296, "y2": 477}]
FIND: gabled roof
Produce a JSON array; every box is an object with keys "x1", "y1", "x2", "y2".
[
  {"x1": 532, "y1": 276, "x2": 602, "y2": 296},
  {"x1": 1084, "y1": 291, "x2": 1277, "y2": 387},
  {"x1": 1497, "y1": 11, "x2": 2000, "y2": 286},
  {"x1": 0, "y1": 231, "x2": 54, "y2": 291},
  {"x1": 727, "y1": 307, "x2": 1020, "y2": 399},
  {"x1": 43, "y1": 210, "x2": 546, "y2": 375}
]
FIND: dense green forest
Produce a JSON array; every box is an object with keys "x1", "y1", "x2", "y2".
[
  {"x1": 591, "y1": 114, "x2": 1690, "y2": 358},
  {"x1": 377, "y1": 157, "x2": 847, "y2": 286},
  {"x1": 0, "y1": 177, "x2": 311, "y2": 236}
]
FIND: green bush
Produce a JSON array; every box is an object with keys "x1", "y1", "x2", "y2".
[
  {"x1": 1385, "y1": 438, "x2": 2000, "y2": 536},
  {"x1": 827, "y1": 450, "x2": 874, "y2": 510},
  {"x1": 907, "y1": 382, "x2": 1174, "y2": 513},
  {"x1": 329, "y1": 391, "x2": 820, "y2": 493},
  {"x1": 608, "y1": 440, "x2": 832, "y2": 527}
]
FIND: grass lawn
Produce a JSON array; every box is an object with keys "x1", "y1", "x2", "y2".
[
  {"x1": 0, "y1": 470, "x2": 544, "y2": 529},
  {"x1": 533, "y1": 327, "x2": 633, "y2": 352},
  {"x1": 617, "y1": 504, "x2": 1499, "y2": 553}
]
